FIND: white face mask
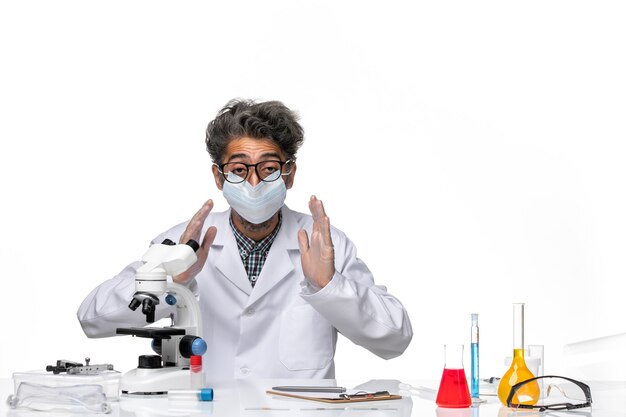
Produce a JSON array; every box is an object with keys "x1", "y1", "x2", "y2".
[{"x1": 222, "y1": 172, "x2": 287, "y2": 224}]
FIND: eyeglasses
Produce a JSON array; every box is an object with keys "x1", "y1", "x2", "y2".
[
  {"x1": 507, "y1": 375, "x2": 592, "y2": 412},
  {"x1": 216, "y1": 160, "x2": 294, "y2": 184}
]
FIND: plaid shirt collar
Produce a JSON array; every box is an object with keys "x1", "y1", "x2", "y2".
[{"x1": 229, "y1": 212, "x2": 282, "y2": 256}]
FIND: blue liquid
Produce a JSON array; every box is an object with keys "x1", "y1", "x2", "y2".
[{"x1": 471, "y1": 342, "x2": 479, "y2": 398}]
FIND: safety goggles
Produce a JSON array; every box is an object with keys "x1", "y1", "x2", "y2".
[{"x1": 507, "y1": 375, "x2": 592, "y2": 412}]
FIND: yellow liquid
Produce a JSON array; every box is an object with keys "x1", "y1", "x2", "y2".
[{"x1": 497, "y1": 348, "x2": 540, "y2": 406}]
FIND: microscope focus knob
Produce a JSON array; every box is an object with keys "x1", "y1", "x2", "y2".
[
  {"x1": 165, "y1": 294, "x2": 177, "y2": 306},
  {"x1": 179, "y1": 335, "x2": 207, "y2": 358},
  {"x1": 138, "y1": 355, "x2": 162, "y2": 369}
]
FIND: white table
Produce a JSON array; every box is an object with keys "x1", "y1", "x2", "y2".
[{"x1": 2, "y1": 377, "x2": 625, "y2": 416}]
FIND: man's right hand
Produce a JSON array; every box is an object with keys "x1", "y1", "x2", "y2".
[{"x1": 173, "y1": 199, "x2": 218, "y2": 284}]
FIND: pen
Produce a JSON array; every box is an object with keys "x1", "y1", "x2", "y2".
[
  {"x1": 341, "y1": 390, "x2": 390, "y2": 400},
  {"x1": 300, "y1": 407, "x2": 399, "y2": 411},
  {"x1": 271, "y1": 385, "x2": 346, "y2": 393}
]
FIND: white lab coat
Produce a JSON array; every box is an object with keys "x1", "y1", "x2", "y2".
[{"x1": 77, "y1": 205, "x2": 413, "y2": 379}]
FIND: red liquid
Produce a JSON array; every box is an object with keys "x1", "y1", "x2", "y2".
[{"x1": 436, "y1": 368, "x2": 471, "y2": 408}]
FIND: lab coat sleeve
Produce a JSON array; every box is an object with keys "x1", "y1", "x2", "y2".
[
  {"x1": 300, "y1": 234, "x2": 413, "y2": 359},
  {"x1": 76, "y1": 230, "x2": 194, "y2": 338}
]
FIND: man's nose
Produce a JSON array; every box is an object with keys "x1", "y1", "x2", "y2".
[{"x1": 247, "y1": 168, "x2": 261, "y2": 186}]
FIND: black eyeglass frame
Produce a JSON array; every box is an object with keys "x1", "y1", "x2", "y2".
[
  {"x1": 507, "y1": 375, "x2": 592, "y2": 412},
  {"x1": 216, "y1": 159, "x2": 294, "y2": 184}
]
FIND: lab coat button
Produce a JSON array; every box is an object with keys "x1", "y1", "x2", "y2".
[
  {"x1": 245, "y1": 308, "x2": 255, "y2": 316},
  {"x1": 240, "y1": 367, "x2": 250, "y2": 375}
]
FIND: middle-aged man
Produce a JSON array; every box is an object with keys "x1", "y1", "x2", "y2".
[{"x1": 77, "y1": 99, "x2": 413, "y2": 379}]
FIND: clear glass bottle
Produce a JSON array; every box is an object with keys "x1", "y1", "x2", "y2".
[
  {"x1": 189, "y1": 355, "x2": 204, "y2": 389},
  {"x1": 497, "y1": 303, "x2": 540, "y2": 406}
]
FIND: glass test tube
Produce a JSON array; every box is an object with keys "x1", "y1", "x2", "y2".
[
  {"x1": 190, "y1": 355, "x2": 204, "y2": 389},
  {"x1": 168, "y1": 388, "x2": 214, "y2": 402},
  {"x1": 470, "y1": 313, "x2": 479, "y2": 398}
]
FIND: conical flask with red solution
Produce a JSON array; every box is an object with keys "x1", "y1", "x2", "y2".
[{"x1": 435, "y1": 344, "x2": 471, "y2": 408}]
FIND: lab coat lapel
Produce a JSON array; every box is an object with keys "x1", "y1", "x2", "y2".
[
  {"x1": 246, "y1": 206, "x2": 300, "y2": 306},
  {"x1": 212, "y1": 209, "x2": 252, "y2": 296}
]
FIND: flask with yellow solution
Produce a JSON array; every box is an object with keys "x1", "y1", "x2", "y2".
[{"x1": 498, "y1": 303, "x2": 540, "y2": 406}]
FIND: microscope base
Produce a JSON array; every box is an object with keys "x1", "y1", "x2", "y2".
[{"x1": 120, "y1": 367, "x2": 193, "y2": 395}]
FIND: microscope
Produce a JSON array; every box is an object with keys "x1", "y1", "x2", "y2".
[{"x1": 116, "y1": 239, "x2": 207, "y2": 395}]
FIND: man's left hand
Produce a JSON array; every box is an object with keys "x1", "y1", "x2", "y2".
[{"x1": 297, "y1": 195, "x2": 335, "y2": 288}]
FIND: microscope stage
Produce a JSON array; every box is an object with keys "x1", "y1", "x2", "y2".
[{"x1": 116, "y1": 327, "x2": 186, "y2": 339}]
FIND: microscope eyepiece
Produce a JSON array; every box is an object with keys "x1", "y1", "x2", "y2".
[
  {"x1": 186, "y1": 239, "x2": 200, "y2": 252},
  {"x1": 160, "y1": 238, "x2": 198, "y2": 252}
]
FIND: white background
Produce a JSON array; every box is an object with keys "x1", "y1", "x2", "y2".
[{"x1": 1, "y1": 0, "x2": 625, "y2": 383}]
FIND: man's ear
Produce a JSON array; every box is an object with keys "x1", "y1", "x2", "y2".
[
  {"x1": 285, "y1": 162, "x2": 297, "y2": 189},
  {"x1": 212, "y1": 164, "x2": 224, "y2": 190}
]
